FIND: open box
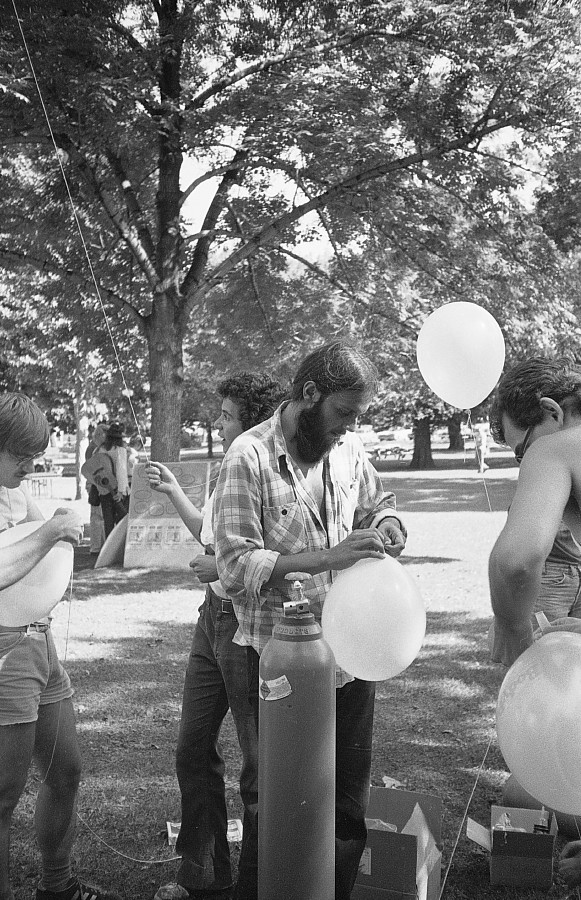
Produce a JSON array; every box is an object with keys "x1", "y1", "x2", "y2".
[
  {"x1": 467, "y1": 805, "x2": 558, "y2": 889},
  {"x1": 352, "y1": 787, "x2": 443, "y2": 900}
]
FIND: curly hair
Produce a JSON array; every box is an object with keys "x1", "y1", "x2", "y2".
[
  {"x1": 217, "y1": 373, "x2": 287, "y2": 432},
  {"x1": 490, "y1": 357, "x2": 581, "y2": 444},
  {"x1": 290, "y1": 340, "x2": 378, "y2": 402},
  {"x1": 0, "y1": 393, "x2": 49, "y2": 457}
]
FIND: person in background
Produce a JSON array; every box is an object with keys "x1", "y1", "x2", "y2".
[
  {"x1": 97, "y1": 422, "x2": 137, "y2": 538},
  {"x1": 146, "y1": 373, "x2": 286, "y2": 900},
  {"x1": 0, "y1": 393, "x2": 118, "y2": 900},
  {"x1": 473, "y1": 418, "x2": 490, "y2": 473},
  {"x1": 213, "y1": 341, "x2": 407, "y2": 900},
  {"x1": 84, "y1": 424, "x2": 107, "y2": 555}
]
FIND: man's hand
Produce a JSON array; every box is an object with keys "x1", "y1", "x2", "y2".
[
  {"x1": 489, "y1": 616, "x2": 534, "y2": 667},
  {"x1": 559, "y1": 841, "x2": 581, "y2": 888},
  {"x1": 48, "y1": 509, "x2": 84, "y2": 545},
  {"x1": 327, "y1": 529, "x2": 386, "y2": 571},
  {"x1": 376, "y1": 519, "x2": 406, "y2": 557},
  {"x1": 534, "y1": 616, "x2": 581, "y2": 639},
  {"x1": 189, "y1": 555, "x2": 219, "y2": 584},
  {"x1": 145, "y1": 462, "x2": 178, "y2": 495}
]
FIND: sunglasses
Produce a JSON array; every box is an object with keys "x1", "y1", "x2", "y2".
[{"x1": 514, "y1": 425, "x2": 535, "y2": 464}]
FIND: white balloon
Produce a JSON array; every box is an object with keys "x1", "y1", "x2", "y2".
[
  {"x1": 322, "y1": 557, "x2": 426, "y2": 681},
  {"x1": 0, "y1": 522, "x2": 74, "y2": 626},
  {"x1": 497, "y1": 632, "x2": 581, "y2": 816},
  {"x1": 416, "y1": 302, "x2": 505, "y2": 408}
]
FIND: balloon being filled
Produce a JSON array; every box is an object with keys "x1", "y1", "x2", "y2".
[
  {"x1": 496, "y1": 632, "x2": 581, "y2": 816},
  {"x1": 0, "y1": 521, "x2": 74, "y2": 627},
  {"x1": 416, "y1": 302, "x2": 505, "y2": 408},
  {"x1": 321, "y1": 557, "x2": 426, "y2": 681}
]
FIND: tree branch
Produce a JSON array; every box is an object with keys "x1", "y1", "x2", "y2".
[
  {"x1": 0, "y1": 246, "x2": 147, "y2": 330},
  {"x1": 182, "y1": 116, "x2": 518, "y2": 311}
]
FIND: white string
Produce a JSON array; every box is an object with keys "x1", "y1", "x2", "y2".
[
  {"x1": 10, "y1": 0, "x2": 149, "y2": 461},
  {"x1": 466, "y1": 410, "x2": 494, "y2": 512},
  {"x1": 7, "y1": 0, "x2": 188, "y2": 866},
  {"x1": 438, "y1": 734, "x2": 493, "y2": 899}
]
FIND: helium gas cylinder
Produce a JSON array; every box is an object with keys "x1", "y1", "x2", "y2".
[{"x1": 258, "y1": 575, "x2": 336, "y2": 900}]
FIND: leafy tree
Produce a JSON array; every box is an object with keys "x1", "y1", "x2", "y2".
[{"x1": 1, "y1": 0, "x2": 580, "y2": 458}]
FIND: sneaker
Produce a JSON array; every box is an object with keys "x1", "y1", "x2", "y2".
[
  {"x1": 36, "y1": 883, "x2": 121, "y2": 900},
  {"x1": 153, "y1": 887, "x2": 190, "y2": 900}
]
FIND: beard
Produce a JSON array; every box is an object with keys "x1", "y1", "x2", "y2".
[{"x1": 294, "y1": 400, "x2": 339, "y2": 464}]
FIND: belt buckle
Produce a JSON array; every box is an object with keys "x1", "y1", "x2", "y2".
[
  {"x1": 221, "y1": 598, "x2": 232, "y2": 613},
  {"x1": 26, "y1": 623, "x2": 48, "y2": 635}
]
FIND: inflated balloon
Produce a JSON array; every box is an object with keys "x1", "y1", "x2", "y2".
[
  {"x1": 416, "y1": 302, "x2": 505, "y2": 408},
  {"x1": 321, "y1": 556, "x2": 426, "y2": 681},
  {"x1": 496, "y1": 632, "x2": 581, "y2": 815},
  {"x1": 0, "y1": 521, "x2": 74, "y2": 627}
]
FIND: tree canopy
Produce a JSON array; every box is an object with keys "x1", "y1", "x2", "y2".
[{"x1": 1, "y1": 0, "x2": 580, "y2": 457}]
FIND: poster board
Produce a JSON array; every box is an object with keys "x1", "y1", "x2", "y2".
[{"x1": 123, "y1": 460, "x2": 221, "y2": 569}]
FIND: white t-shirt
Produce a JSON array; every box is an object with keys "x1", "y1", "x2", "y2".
[{"x1": 199, "y1": 493, "x2": 229, "y2": 599}]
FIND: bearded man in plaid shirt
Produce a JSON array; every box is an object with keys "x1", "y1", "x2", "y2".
[{"x1": 213, "y1": 341, "x2": 407, "y2": 900}]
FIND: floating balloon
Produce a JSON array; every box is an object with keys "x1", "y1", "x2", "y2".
[
  {"x1": 0, "y1": 521, "x2": 74, "y2": 627},
  {"x1": 416, "y1": 302, "x2": 505, "y2": 408},
  {"x1": 321, "y1": 556, "x2": 426, "y2": 681},
  {"x1": 496, "y1": 632, "x2": 581, "y2": 815}
]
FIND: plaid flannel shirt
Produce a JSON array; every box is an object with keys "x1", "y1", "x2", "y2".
[{"x1": 213, "y1": 404, "x2": 405, "y2": 685}]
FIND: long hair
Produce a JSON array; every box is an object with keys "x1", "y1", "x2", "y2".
[{"x1": 290, "y1": 341, "x2": 378, "y2": 402}]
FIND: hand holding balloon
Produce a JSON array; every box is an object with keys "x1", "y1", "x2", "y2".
[
  {"x1": 322, "y1": 556, "x2": 425, "y2": 681},
  {"x1": 0, "y1": 521, "x2": 75, "y2": 627},
  {"x1": 47, "y1": 508, "x2": 84, "y2": 545},
  {"x1": 326, "y1": 529, "x2": 387, "y2": 570},
  {"x1": 376, "y1": 520, "x2": 406, "y2": 557}
]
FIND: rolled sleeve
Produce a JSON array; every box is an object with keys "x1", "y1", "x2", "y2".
[{"x1": 214, "y1": 443, "x2": 273, "y2": 602}]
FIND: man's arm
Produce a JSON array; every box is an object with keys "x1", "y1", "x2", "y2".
[
  {"x1": 489, "y1": 440, "x2": 572, "y2": 665},
  {"x1": 146, "y1": 462, "x2": 204, "y2": 542}
]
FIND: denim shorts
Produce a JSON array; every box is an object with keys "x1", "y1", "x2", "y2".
[
  {"x1": 533, "y1": 560, "x2": 581, "y2": 622},
  {"x1": 0, "y1": 628, "x2": 73, "y2": 725}
]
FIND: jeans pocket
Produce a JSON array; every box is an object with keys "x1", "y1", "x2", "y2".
[{"x1": 0, "y1": 631, "x2": 26, "y2": 659}]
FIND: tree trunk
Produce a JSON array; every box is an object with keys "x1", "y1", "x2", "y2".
[
  {"x1": 447, "y1": 414, "x2": 465, "y2": 451},
  {"x1": 409, "y1": 418, "x2": 435, "y2": 469},
  {"x1": 147, "y1": 300, "x2": 184, "y2": 461}
]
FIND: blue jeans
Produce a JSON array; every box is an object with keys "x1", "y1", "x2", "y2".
[
  {"x1": 175, "y1": 587, "x2": 258, "y2": 893},
  {"x1": 533, "y1": 559, "x2": 581, "y2": 622},
  {"x1": 244, "y1": 648, "x2": 375, "y2": 900}
]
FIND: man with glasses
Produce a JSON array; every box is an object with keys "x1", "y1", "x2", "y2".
[
  {"x1": 488, "y1": 356, "x2": 581, "y2": 666},
  {"x1": 0, "y1": 393, "x2": 118, "y2": 900}
]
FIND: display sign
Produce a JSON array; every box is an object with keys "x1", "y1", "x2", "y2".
[{"x1": 123, "y1": 460, "x2": 221, "y2": 569}]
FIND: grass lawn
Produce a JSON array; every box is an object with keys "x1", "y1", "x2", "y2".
[{"x1": 9, "y1": 456, "x2": 572, "y2": 899}]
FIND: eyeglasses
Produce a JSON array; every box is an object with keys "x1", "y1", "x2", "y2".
[
  {"x1": 8, "y1": 450, "x2": 45, "y2": 465},
  {"x1": 514, "y1": 425, "x2": 536, "y2": 464}
]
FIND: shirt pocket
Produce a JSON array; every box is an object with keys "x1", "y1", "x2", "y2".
[
  {"x1": 337, "y1": 479, "x2": 360, "y2": 531},
  {"x1": 262, "y1": 500, "x2": 309, "y2": 555}
]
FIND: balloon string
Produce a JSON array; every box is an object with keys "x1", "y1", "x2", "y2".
[
  {"x1": 466, "y1": 411, "x2": 494, "y2": 513},
  {"x1": 438, "y1": 734, "x2": 493, "y2": 900},
  {"x1": 10, "y1": 0, "x2": 148, "y2": 460}
]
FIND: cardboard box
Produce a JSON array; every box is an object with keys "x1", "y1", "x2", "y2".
[
  {"x1": 467, "y1": 805, "x2": 557, "y2": 889},
  {"x1": 352, "y1": 787, "x2": 443, "y2": 900}
]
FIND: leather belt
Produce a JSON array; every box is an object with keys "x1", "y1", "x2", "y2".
[{"x1": 0, "y1": 623, "x2": 50, "y2": 634}]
